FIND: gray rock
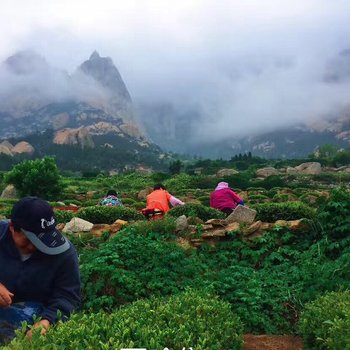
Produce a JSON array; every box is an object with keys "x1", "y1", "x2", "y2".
[
  {"x1": 175, "y1": 215, "x2": 189, "y2": 232},
  {"x1": 294, "y1": 162, "x2": 322, "y2": 175},
  {"x1": 255, "y1": 167, "x2": 279, "y2": 178},
  {"x1": 62, "y1": 217, "x2": 94, "y2": 233},
  {"x1": 286, "y1": 166, "x2": 298, "y2": 175},
  {"x1": 226, "y1": 205, "x2": 257, "y2": 225},
  {"x1": 1, "y1": 185, "x2": 17, "y2": 199},
  {"x1": 216, "y1": 168, "x2": 239, "y2": 177}
]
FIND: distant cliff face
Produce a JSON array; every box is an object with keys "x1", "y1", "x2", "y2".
[{"x1": 0, "y1": 50, "x2": 142, "y2": 141}]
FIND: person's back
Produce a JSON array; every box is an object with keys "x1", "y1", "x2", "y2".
[
  {"x1": 99, "y1": 190, "x2": 122, "y2": 207},
  {"x1": 146, "y1": 188, "x2": 171, "y2": 213},
  {"x1": 210, "y1": 182, "x2": 244, "y2": 215}
]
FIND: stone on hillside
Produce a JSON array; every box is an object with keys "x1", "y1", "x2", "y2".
[
  {"x1": 205, "y1": 219, "x2": 227, "y2": 227},
  {"x1": 90, "y1": 224, "x2": 111, "y2": 237},
  {"x1": 225, "y1": 222, "x2": 240, "y2": 232},
  {"x1": 69, "y1": 203, "x2": 79, "y2": 207},
  {"x1": 137, "y1": 187, "x2": 153, "y2": 200},
  {"x1": 0, "y1": 145, "x2": 13, "y2": 156},
  {"x1": 255, "y1": 167, "x2": 279, "y2": 178},
  {"x1": 288, "y1": 219, "x2": 308, "y2": 231},
  {"x1": 275, "y1": 220, "x2": 288, "y2": 227},
  {"x1": 63, "y1": 217, "x2": 94, "y2": 233},
  {"x1": 202, "y1": 229, "x2": 227, "y2": 238},
  {"x1": 56, "y1": 201, "x2": 66, "y2": 206},
  {"x1": 226, "y1": 205, "x2": 257, "y2": 225},
  {"x1": 243, "y1": 221, "x2": 262, "y2": 236},
  {"x1": 12, "y1": 141, "x2": 34, "y2": 154},
  {"x1": 175, "y1": 215, "x2": 188, "y2": 232},
  {"x1": 294, "y1": 162, "x2": 322, "y2": 175},
  {"x1": 286, "y1": 167, "x2": 298, "y2": 175},
  {"x1": 216, "y1": 168, "x2": 239, "y2": 177},
  {"x1": 1, "y1": 185, "x2": 17, "y2": 199},
  {"x1": 86, "y1": 191, "x2": 97, "y2": 200}
]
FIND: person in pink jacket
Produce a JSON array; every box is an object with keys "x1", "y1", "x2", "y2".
[{"x1": 210, "y1": 182, "x2": 244, "y2": 216}]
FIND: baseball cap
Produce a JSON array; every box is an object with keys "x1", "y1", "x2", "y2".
[{"x1": 11, "y1": 197, "x2": 70, "y2": 255}]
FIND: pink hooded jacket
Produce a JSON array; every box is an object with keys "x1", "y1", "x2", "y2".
[{"x1": 210, "y1": 182, "x2": 244, "y2": 210}]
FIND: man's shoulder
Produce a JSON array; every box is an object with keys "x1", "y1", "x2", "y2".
[{"x1": 0, "y1": 220, "x2": 9, "y2": 241}]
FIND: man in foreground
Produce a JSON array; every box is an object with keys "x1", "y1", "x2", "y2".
[{"x1": 0, "y1": 197, "x2": 80, "y2": 344}]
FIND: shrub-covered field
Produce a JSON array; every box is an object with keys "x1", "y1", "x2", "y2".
[{"x1": 1, "y1": 159, "x2": 350, "y2": 349}]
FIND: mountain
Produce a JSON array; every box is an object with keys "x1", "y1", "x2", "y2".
[
  {"x1": 0, "y1": 51, "x2": 165, "y2": 171},
  {"x1": 140, "y1": 49, "x2": 350, "y2": 159}
]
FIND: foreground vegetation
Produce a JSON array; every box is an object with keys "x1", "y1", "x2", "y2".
[{"x1": 0, "y1": 155, "x2": 350, "y2": 349}]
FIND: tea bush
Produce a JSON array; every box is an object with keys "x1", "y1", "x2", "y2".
[
  {"x1": 299, "y1": 290, "x2": 350, "y2": 350},
  {"x1": 80, "y1": 229, "x2": 204, "y2": 309},
  {"x1": 167, "y1": 204, "x2": 225, "y2": 221},
  {"x1": 317, "y1": 187, "x2": 350, "y2": 239},
  {"x1": 77, "y1": 206, "x2": 144, "y2": 224},
  {"x1": 54, "y1": 210, "x2": 75, "y2": 224},
  {"x1": 254, "y1": 202, "x2": 316, "y2": 222},
  {"x1": 5, "y1": 290, "x2": 243, "y2": 350},
  {"x1": 131, "y1": 216, "x2": 177, "y2": 239}
]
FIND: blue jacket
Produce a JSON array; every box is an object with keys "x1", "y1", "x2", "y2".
[{"x1": 0, "y1": 221, "x2": 81, "y2": 324}]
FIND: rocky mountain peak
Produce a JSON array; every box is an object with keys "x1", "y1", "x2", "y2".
[
  {"x1": 5, "y1": 50, "x2": 49, "y2": 75},
  {"x1": 79, "y1": 52, "x2": 130, "y2": 98}
]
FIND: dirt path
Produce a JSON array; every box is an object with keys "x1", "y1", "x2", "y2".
[{"x1": 243, "y1": 334, "x2": 303, "y2": 350}]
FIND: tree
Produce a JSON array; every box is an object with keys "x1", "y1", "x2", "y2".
[
  {"x1": 5, "y1": 157, "x2": 64, "y2": 200},
  {"x1": 318, "y1": 144, "x2": 338, "y2": 159},
  {"x1": 169, "y1": 160, "x2": 183, "y2": 175}
]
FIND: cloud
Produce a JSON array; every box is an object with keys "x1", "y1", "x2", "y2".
[{"x1": 0, "y1": 0, "x2": 350, "y2": 143}]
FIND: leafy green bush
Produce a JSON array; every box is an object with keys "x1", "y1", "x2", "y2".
[
  {"x1": 120, "y1": 197, "x2": 136, "y2": 205},
  {"x1": 80, "y1": 229, "x2": 204, "y2": 309},
  {"x1": 131, "y1": 216, "x2": 177, "y2": 239},
  {"x1": 254, "y1": 202, "x2": 316, "y2": 222},
  {"x1": 77, "y1": 206, "x2": 144, "y2": 224},
  {"x1": 4, "y1": 157, "x2": 64, "y2": 200},
  {"x1": 6, "y1": 290, "x2": 243, "y2": 350},
  {"x1": 317, "y1": 187, "x2": 350, "y2": 239},
  {"x1": 54, "y1": 210, "x2": 75, "y2": 224},
  {"x1": 197, "y1": 195, "x2": 210, "y2": 206},
  {"x1": 164, "y1": 173, "x2": 193, "y2": 192},
  {"x1": 167, "y1": 204, "x2": 225, "y2": 221},
  {"x1": 299, "y1": 291, "x2": 350, "y2": 350}
]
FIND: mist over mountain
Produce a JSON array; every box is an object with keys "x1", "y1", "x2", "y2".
[{"x1": 139, "y1": 48, "x2": 350, "y2": 158}]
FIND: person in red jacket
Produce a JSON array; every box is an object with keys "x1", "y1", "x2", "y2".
[
  {"x1": 142, "y1": 184, "x2": 184, "y2": 219},
  {"x1": 210, "y1": 182, "x2": 244, "y2": 216}
]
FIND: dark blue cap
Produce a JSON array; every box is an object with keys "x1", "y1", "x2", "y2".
[{"x1": 11, "y1": 197, "x2": 69, "y2": 255}]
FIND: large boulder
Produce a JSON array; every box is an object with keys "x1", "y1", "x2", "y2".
[
  {"x1": 255, "y1": 167, "x2": 279, "y2": 178},
  {"x1": 62, "y1": 217, "x2": 94, "y2": 233},
  {"x1": 137, "y1": 187, "x2": 153, "y2": 200},
  {"x1": 175, "y1": 215, "x2": 189, "y2": 232},
  {"x1": 1, "y1": 185, "x2": 17, "y2": 199},
  {"x1": 294, "y1": 162, "x2": 322, "y2": 175},
  {"x1": 216, "y1": 168, "x2": 239, "y2": 177},
  {"x1": 226, "y1": 205, "x2": 257, "y2": 225}
]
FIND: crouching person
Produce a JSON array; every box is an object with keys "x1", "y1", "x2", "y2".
[{"x1": 0, "y1": 197, "x2": 81, "y2": 344}]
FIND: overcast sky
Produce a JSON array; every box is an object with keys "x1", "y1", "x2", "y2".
[{"x1": 1, "y1": 0, "x2": 350, "y2": 140}]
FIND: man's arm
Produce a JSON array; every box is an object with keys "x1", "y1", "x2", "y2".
[
  {"x1": 0, "y1": 282, "x2": 14, "y2": 307},
  {"x1": 41, "y1": 247, "x2": 81, "y2": 324}
]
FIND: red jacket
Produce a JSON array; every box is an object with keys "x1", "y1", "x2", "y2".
[{"x1": 210, "y1": 188, "x2": 243, "y2": 210}]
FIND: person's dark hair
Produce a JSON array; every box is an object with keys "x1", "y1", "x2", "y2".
[
  {"x1": 107, "y1": 190, "x2": 117, "y2": 196},
  {"x1": 154, "y1": 184, "x2": 166, "y2": 190}
]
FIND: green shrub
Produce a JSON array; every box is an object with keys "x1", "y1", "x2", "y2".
[
  {"x1": 80, "y1": 229, "x2": 204, "y2": 309},
  {"x1": 134, "y1": 201, "x2": 146, "y2": 210},
  {"x1": 4, "y1": 157, "x2": 64, "y2": 200},
  {"x1": 167, "y1": 204, "x2": 225, "y2": 221},
  {"x1": 254, "y1": 202, "x2": 316, "y2": 222},
  {"x1": 120, "y1": 197, "x2": 136, "y2": 205},
  {"x1": 299, "y1": 290, "x2": 350, "y2": 350},
  {"x1": 164, "y1": 173, "x2": 193, "y2": 192},
  {"x1": 131, "y1": 216, "x2": 177, "y2": 239},
  {"x1": 54, "y1": 210, "x2": 75, "y2": 224},
  {"x1": 197, "y1": 195, "x2": 210, "y2": 206},
  {"x1": 255, "y1": 176, "x2": 287, "y2": 190},
  {"x1": 317, "y1": 187, "x2": 350, "y2": 239},
  {"x1": 77, "y1": 206, "x2": 144, "y2": 224},
  {"x1": 6, "y1": 290, "x2": 243, "y2": 350},
  {"x1": 272, "y1": 193, "x2": 290, "y2": 202}
]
